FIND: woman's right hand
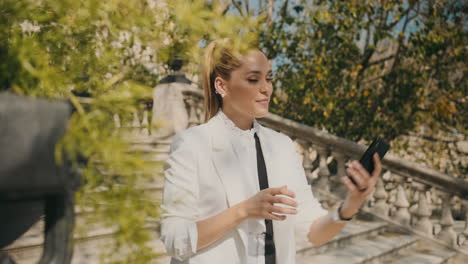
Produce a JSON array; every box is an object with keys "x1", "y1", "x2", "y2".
[{"x1": 239, "y1": 185, "x2": 298, "y2": 221}]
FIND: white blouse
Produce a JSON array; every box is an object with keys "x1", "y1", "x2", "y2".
[{"x1": 218, "y1": 110, "x2": 267, "y2": 264}]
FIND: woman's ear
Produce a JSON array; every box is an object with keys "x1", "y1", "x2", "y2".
[{"x1": 214, "y1": 76, "x2": 227, "y2": 97}]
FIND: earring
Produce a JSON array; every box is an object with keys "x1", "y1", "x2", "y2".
[{"x1": 221, "y1": 93, "x2": 225, "y2": 98}]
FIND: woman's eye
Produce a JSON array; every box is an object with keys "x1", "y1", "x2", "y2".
[
  {"x1": 248, "y1": 79, "x2": 258, "y2": 83},
  {"x1": 267, "y1": 78, "x2": 273, "y2": 82}
]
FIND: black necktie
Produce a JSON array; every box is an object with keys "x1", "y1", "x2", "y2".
[{"x1": 254, "y1": 132, "x2": 276, "y2": 264}]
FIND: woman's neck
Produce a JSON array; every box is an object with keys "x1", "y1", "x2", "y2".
[{"x1": 221, "y1": 107, "x2": 254, "y2": 131}]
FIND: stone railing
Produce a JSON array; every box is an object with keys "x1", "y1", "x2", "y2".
[
  {"x1": 176, "y1": 87, "x2": 468, "y2": 254},
  {"x1": 83, "y1": 84, "x2": 468, "y2": 253}
]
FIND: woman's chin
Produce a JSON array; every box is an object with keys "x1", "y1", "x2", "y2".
[{"x1": 255, "y1": 108, "x2": 269, "y2": 118}]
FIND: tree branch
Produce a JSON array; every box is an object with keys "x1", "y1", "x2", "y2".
[
  {"x1": 243, "y1": 0, "x2": 250, "y2": 15},
  {"x1": 231, "y1": 0, "x2": 245, "y2": 17},
  {"x1": 368, "y1": 54, "x2": 395, "y2": 66}
]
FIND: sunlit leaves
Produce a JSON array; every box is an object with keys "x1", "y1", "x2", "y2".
[{"x1": 1, "y1": 0, "x2": 259, "y2": 262}]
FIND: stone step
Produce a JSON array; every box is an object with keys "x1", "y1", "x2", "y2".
[
  {"x1": 71, "y1": 233, "x2": 169, "y2": 264},
  {"x1": 4, "y1": 224, "x2": 168, "y2": 264},
  {"x1": 382, "y1": 240, "x2": 459, "y2": 264},
  {"x1": 384, "y1": 252, "x2": 454, "y2": 264},
  {"x1": 297, "y1": 220, "x2": 388, "y2": 257},
  {"x1": 296, "y1": 231, "x2": 418, "y2": 264},
  {"x1": 2, "y1": 181, "x2": 165, "y2": 262}
]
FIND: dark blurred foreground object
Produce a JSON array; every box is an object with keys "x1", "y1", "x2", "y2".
[{"x1": 0, "y1": 92, "x2": 80, "y2": 264}]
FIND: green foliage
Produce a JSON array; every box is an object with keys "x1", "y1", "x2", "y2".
[
  {"x1": 254, "y1": 0, "x2": 466, "y2": 176},
  {"x1": 224, "y1": 0, "x2": 466, "y2": 176},
  {"x1": 259, "y1": 0, "x2": 465, "y2": 138},
  {"x1": 1, "y1": 0, "x2": 259, "y2": 262}
]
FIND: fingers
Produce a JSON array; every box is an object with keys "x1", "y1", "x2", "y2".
[
  {"x1": 270, "y1": 195, "x2": 298, "y2": 208},
  {"x1": 351, "y1": 160, "x2": 371, "y2": 180},
  {"x1": 269, "y1": 185, "x2": 296, "y2": 199},
  {"x1": 346, "y1": 164, "x2": 368, "y2": 191},
  {"x1": 270, "y1": 205, "x2": 297, "y2": 215},
  {"x1": 342, "y1": 176, "x2": 375, "y2": 196},
  {"x1": 258, "y1": 186, "x2": 298, "y2": 221},
  {"x1": 341, "y1": 176, "x2": 358, "y2": 193},
  {"x1": 372, "y1": 153, "x2": 382, "y2": 178},
  {"x1": 265, "y1": 213, "x2": 287, "y2": 221}
]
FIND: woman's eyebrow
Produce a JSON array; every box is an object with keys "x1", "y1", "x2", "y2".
[{"x1": 245, "y1": 70, "x2": 273, "y2": 75}]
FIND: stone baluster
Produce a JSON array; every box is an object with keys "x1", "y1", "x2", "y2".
[
  {"x1": 314, "y1": 145, "x2": 330, "y2": 194},
  {"x1": 131, "y1": 110, "x2": 141, "y2": 137},
  {"x1": 458, "y1": 200, "x2": 468, "y2": 250},
  {"x1": 113, "y1": 113, "x2": 121, "y2": 128},
  {"x1": 330, "y1": 151, "x2": 347, "y2": 198},
  {"x1": 412, "y1": 183, "x2": 433, "y2": 237},
  {"x1": 299, "y1": 141, "x2": 314, "y2": 183},
  {"x1": 409, "y1": 184, "x2": 419, "y2": 219},
  {"x1": 371, "y1": 178, "x2": 389, "y2": 217},
  {"x1": 428, "y1": 188, "x2": 438, "y2": 212},
  {"x1": 195, "y1": 98, "x2": 204, "y2": 125},
  {"x1": 119, "y1": 112, "x2": 133, "y2": 138},
  {"x1": 381, "y1": 171, "x2": 395, "y2": 216},
  {"x1": 436, "y1": 193, "x2": 457, "y2": 247},
  {"x1": 387, "y1": 187, "x2": 397, "y2": 217},
  {"x1": 433, "y1": 193, "x2": 443, "y2": 218},
  {"x1": 187, "y1": 97, "x2": 198, "y2": 127},
  {"x1": 394, "y1": 184, "x2": 411, "y2": 226},
  {"x1": 141, "y1": 109, "x2": 150, "y2": 137}
]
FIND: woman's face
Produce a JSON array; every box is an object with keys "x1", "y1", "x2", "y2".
[{"x1": 217, "y1": 50, "x2": 273, "y2": 119}]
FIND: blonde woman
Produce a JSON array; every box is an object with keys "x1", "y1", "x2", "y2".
[{"x1": 160, "y1": 40, "x2": 382, "y2": 264}]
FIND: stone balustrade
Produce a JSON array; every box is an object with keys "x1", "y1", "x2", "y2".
[
  {"x1": 79, "y1": 85, "x2": 468, "y2": 253},
  {"x1": 176, "y1": 88, "x2": 468, "y2": 253}
]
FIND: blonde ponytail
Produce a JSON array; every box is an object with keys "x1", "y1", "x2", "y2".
[{"x1": 202, "y1": 39, "x2": 243, "y2": 122}]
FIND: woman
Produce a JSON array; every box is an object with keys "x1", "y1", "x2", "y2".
[{"x1": 160, "y1": 39, "x2": 382, "y2": 264}]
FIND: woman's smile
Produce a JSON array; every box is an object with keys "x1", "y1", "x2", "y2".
[{"x1": 256, "y1": 98, "x2": 269, "y2": 105}]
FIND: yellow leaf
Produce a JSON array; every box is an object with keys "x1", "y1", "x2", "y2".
[{"x1": 316, "y1": 72, "x2": 323, "y2": 80}]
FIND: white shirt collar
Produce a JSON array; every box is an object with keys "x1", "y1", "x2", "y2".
[{"x1": 215, "y1": 109, "x2": 261, "y2": 138}]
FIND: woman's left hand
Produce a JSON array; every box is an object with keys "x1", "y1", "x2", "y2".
[{"x1": 340, "y1": 153, "x2": 382, "y2": 218}]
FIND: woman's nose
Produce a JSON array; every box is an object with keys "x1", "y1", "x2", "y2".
[
  {"x1": 260, "y1": 81, "x2": 272, "y2": 95},
  {"x1": 259, "y1": 81, "x2": 267, "y2": 91}
]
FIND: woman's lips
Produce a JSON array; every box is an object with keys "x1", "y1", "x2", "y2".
[{"x1": 256, "y1": 99, "x2": 269, "y2": 105}]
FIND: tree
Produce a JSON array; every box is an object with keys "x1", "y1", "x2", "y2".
[
  {"x1": 0, "y1": 0, "x2": 258, "y2": 262},
  {"x1": 227, "y1": 0, "x2": 466, "y2": 177}
]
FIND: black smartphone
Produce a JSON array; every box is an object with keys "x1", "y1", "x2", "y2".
[
  {"x1": 358, "y1": 137, "x2": 389, "y2": 174},
  {"x1": 347, "y1": 137, "x2": 389, "y2": 190}
]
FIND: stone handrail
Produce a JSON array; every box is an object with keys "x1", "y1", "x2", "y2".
[
  {"x1": 90, "y1": 84, "x2": 468, "y2": 252},
  {"x1": 259, "y1": 112, "x2": 468, "y2": 198}
]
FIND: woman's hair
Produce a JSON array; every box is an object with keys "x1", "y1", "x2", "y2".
[{"x1": 202, "y1": 39, "x2": 243, "y2": 122}]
